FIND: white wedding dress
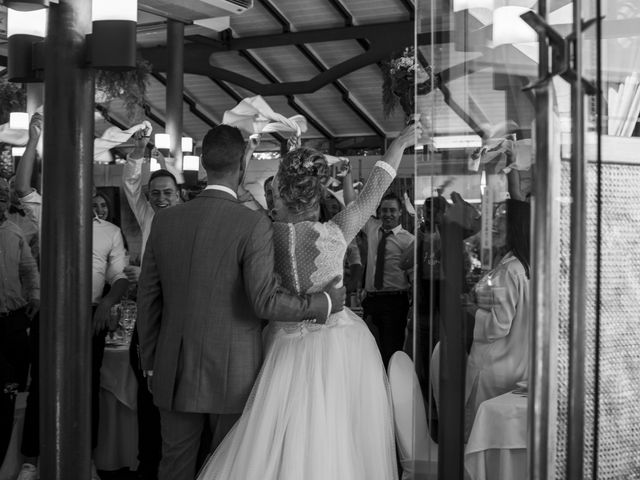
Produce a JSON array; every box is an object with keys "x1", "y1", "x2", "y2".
[{"x1": 197, "y1": 162, "x2": 399, "y2": 480}]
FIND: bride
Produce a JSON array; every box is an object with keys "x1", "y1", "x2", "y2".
[{"x1": 197, "y1": 121, "x2": 422, "y2": 480}]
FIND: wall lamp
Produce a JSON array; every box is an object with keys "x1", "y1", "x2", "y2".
[
  {"x1": 154, "y1": 133, "x2": 171, "y2": 150},
  {"x1": 7, "y1": 7, "x2": 47, "y2": 82},
  {"x1": 6, "y1": 0, "x2": 138, "y2": 83}
]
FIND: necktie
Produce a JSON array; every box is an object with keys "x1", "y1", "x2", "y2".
[{"x1": 374, "y1": 229, "x2": 392, "y2": 290}]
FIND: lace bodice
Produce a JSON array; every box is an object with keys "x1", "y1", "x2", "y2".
[{"x1": 273, "y1": 162, "x2": 395, "y2": 295}]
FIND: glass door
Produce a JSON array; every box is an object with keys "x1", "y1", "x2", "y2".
[{"x1": 414, "y1": 1, "x2": 571, "y2": 478}]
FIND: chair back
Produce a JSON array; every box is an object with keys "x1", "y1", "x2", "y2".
[{"x1": 388, "y1": 351, "x2": 438, "y2": 480}]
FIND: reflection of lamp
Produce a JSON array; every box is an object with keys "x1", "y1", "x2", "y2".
[
  {"x1": 493, "y1": 6, "x2": 537, "y2": 46},
  {"x1": 4, "y1": 0, "x2": 48, "y2": 10},
  {"x1": 7, "y1": 8, "x2": 47, "y2": 82},
  {"x1": 183, "y1": 155, "x2": 200, "y2": 171},
  {"x1": 182, "y1": 137, "x2": 193, "y2": 153},
  {"x1": 149, "y1": 158, "x2": 161, "y2": 172},
  {"x1": 432, "y1": 135, "x2": 483, "y2": 150},
  {"x1": 453, "y1": 0, "x2": 493, "y2": 11},
  {"x1": 90, "y1": 0, "x2": 138, "y2": 70},
  {"x1": 12, "y1": 147, "x2": 26, "y2": 157},
  {"x1": 155, "y1": 133, "x2": 171, "y2": 150},
  {"x1": 9, "y1": 112, "x2": 30, "y2": 130}
]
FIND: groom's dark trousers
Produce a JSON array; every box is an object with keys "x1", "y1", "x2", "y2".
[{"x1": 158, "y1": 410, "x2": 240, "y2": 480}]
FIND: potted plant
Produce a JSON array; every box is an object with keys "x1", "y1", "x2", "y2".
[
  {"x1": 95, "y1": 58, "x2": 152, "y2": 122},
  {"x1": 382, "y1": 47, "x2": 433, "y2": 122},
  {"x1": 0, "y1": 77, "x2": 26, "y2": 125}
]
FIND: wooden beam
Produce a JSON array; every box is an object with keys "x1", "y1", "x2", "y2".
[
  {"x1": 253, "y1": 0, "x2": 386, "y2": 139},
  {"x1": 142, "y1": 35, "x2": 409, "y2": 97},
  {"x1": 151, "y1": 72, "x2": 217, "y2": 128}
]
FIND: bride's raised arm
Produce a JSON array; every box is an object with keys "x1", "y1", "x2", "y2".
[{"x1": 330, "y1": 121, "x2": 423, "y2": 243}]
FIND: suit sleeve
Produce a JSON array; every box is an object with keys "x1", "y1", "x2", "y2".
[
  {"x1": 243, "y1": 215, "x2": 329, "y2": 322},
  {"x1": 136, "y1": 216, "x2": 164, "y2": 371}
]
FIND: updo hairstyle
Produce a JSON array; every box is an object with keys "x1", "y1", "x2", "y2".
[{"x1": 276, "y1": 147, "x2": 328, "y2": 214}]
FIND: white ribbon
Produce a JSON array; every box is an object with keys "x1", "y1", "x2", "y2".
[{"x1": 94, "y1": 120, "x2": 152, "y2": 163}]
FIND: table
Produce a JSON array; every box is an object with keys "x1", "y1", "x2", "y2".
[
  {"x1": 464, "y1": 392, "x2": 528, "y2": 480},
  {"x1": 94, "y1": 345, "x2": 139, "y2": 472}
]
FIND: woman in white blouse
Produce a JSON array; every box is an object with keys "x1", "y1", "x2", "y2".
[
  {"x1": 430, "y1": 199, "x2": 531, "y2": 439},
  {"x1": 462, "y1": 199, "x2": 531, "y2": 435}
]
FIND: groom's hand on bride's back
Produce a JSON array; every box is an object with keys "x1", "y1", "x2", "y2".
[{"x1": 325, "y1": 276, "x2": 347, "y2": 315}]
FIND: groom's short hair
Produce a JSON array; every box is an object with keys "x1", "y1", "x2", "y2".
[{"x1": 201, "y1": 125, "x2": 245, "y2": 175}]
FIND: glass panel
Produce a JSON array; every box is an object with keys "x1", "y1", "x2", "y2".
[{"x1": 415, "y1": 1, "x2": 566, "y2": 478}]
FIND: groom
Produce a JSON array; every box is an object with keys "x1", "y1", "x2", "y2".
[{"x1": 136, "y1": 124, "x2": 346, "y2": 480}]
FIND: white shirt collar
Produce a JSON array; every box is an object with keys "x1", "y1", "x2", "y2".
[
  {"x1": 381, "y1": 224, "x2": 403, "y2": 235},
  {"x1": 205, "y1": 185, "x2": 238, "y2": 199}
]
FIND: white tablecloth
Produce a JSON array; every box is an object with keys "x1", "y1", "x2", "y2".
[
  {"x1": 95, "y1": 345, "x2": 139, "y2": 472},
  {"x1": 464, "y1": 392, "x2": 528, "y2": 480}
]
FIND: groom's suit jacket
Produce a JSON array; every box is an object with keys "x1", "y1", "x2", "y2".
[{"x1": 137, "y1": 189, "x2": 329, "y2": 413}]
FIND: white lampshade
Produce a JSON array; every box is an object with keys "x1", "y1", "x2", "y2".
[
  {"x1": 453, "y1": 0, "x2": 493, "y2": 11},
  {"x1": 92, "y1": 0, "x2": 138, "y2": 22},
  {"x1": 155, "y1": 133, "x2": 171, "y2": 150},
  {"x1": 181, "y1": 137, "x2": 193, "y2": 153},
  {"x1": 183, "y1": 155, "x2": 200, "y2": 172},
  {"x1": 7, "y1": 8, "x2": 47, "y2": 37},
  {"x1": 149, "y1": 157, "x2": 161, "y2": 172},
  {"x1": 493, "y1": 6, "x2": 537, "y2": 46},
  {"x1": 12, "y1": 147, "x2": 26, "y2": 157},
  {"x1": 9, "y1": 112, "x2": 29, "y2": 130}
]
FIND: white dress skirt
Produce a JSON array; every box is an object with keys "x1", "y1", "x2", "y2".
[{"x1": 196, "y1": 308, "x2": 397, "y2": 480}]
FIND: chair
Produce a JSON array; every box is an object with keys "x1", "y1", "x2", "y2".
[{"x1": 388, "y1": 351, "x2": 438, "y2": 480}]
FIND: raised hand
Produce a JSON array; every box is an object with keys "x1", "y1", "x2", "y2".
[
  {"x1": 444, "y1": 191, "x2": 481, "y2": 236},
  {"x1": 29, "y1": 113, "x2": 43, "y2": 141}
]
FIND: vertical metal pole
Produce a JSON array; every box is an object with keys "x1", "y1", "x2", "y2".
[
  {"x1": 166, "y1": 19, "x2": 184, "y2": 171},
  {"x1": 567, "y1": 0, "x2": 586, "y2": 476},
  {"x1": 40, "y1": 1, "x2": 94, "y2": 479},
  {"x1": 529, "y1": 2, "x2": 556, "y2": 479}
]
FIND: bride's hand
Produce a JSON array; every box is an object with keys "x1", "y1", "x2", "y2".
[{"x1": 392, "y1": 120, "x2": 425, "y2": 151}]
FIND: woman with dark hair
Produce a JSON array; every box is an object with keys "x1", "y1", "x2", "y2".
[
  {"x1": 92, "y1": 191, "x2": 114, "y2": 223},
  {"x1": 198, "y1": 123, "x2": 422, "y2": 480},
  {"x1": 460, "y1": 199, "x2": 531, "y2": 434}
]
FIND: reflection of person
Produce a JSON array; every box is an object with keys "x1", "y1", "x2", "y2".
[
  {"x1": 197, "y1": 122, "x2": 420, "y2": 480},
  {"x1": 361, "y1": 192, "x2": 414, "y2": 367},
  {"x1": 137, "y1": 125, "x2": 344, "y2": 480},
  {"x1": 432, "y1": 199, "x2": 530, "y2": 437}
]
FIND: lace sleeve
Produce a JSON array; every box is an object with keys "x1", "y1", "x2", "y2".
[{"x1": 330, "y1": 161, "x2": 396, "y2": 244}]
